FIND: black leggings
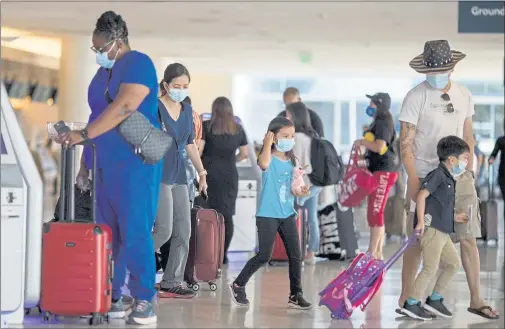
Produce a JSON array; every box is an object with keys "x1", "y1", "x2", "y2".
[
  {"x1": 234, "y1": 215, "x2": 302, "y2": 295},
  {"x1": 499, "y1": 183, "x2": 505, "y2": 221},
  {"x1": 223, "y1": 214, "x2": 234, "y2": 262}
]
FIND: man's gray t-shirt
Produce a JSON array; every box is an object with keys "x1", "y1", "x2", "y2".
[{"x1": 398, "y1": 81, "x2": 475, "y2": 178}]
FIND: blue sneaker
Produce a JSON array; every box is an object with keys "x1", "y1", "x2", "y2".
[
  {"x1": 108, "y1": 297, "x2": 126, "y2": 319},
  {"x1": 127, "y1": 300, "x2": 157, "y2": 325}
]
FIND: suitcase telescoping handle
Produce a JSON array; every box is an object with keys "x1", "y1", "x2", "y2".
[
  {"x1": 488, "y1": 164, "x2": 495, "y2": 200},
  {"x1": 55, "y1": 121, "x2": 97, "y2": 223},
  {"x1": 381, "y1": 229, "x2": 421, "y2": 272}
]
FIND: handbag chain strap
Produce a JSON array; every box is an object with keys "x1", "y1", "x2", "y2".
[{"x1": 104, "y1": 67, "x2": 164, "y2": 126}]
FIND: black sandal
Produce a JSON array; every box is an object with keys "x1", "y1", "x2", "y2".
[{"x1": 467, "y1": 306, "x2": 499, "y2": 320}]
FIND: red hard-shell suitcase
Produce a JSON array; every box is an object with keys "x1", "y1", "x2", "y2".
[
  {"x1": 270, "y1": 207, "x2": 307, "y2": 263},
  {"x1": 40, "y1": 124, "x2": 112, "y2": 325},
  {"x1": 185, "y1": 207, "x2": 224, "y2": 292}
]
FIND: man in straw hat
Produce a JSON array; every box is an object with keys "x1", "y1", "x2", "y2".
[{"x1": 397, "y1": 40, "x2": 499, "y2": 320}]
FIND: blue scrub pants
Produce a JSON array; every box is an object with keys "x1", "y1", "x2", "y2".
[{"x1": 96, "y1": 163, "x2": 162, "y2": 301}]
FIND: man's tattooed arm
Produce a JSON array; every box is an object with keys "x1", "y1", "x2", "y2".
[{"x1": 399, "y1": 121, "x2": 417, "y2": 179}]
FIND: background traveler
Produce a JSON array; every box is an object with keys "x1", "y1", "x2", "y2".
[
  {"x1": 285, "y1": 101, "x2": 323, "y2": 264},
  {"x1": 488, "y1": 128, "x2": 505, "y2": 222},
  {"x1": 278, "y1": 87, "x2": 325, "y2": 138},
  {"x1": 199, "y1": 96, "x2": 249, "y2": 264},
  {"x1": 153, "y1": 63, "x2": 207, "y2": 299},
  {"x1": 354, "y1": 93, "x2": 398, "y2": 260}
]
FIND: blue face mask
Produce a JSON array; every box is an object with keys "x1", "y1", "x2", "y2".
[
  {"x1": 366, "y1": 106, "x2": 376, "y2": 117},
  {"x1": 95, "y1": 41, "x2": 119, "y2": 69},
  {"x1": 426, "y1": 73, "x2": 450, "y2": 90},
  {"x1": 168, "y1": 88, "x2": 189, "y2": 103},
  {"x1": 451, "y1": 159, "x2": 468, "y2": 177},
  {"x1": 275, "y1": 138, "x2": 295, "y2": 152}
]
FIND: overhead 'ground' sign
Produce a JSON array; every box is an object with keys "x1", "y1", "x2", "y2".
[{"x1": 458, "y1": 1, "x2": 504, "y2": 34}]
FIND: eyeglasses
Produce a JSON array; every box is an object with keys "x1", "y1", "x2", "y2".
[
  {"x1": 90, "y1": 40, "x2": 115, "y2": 54},
  {"x1": 441, "y1": 93, "x2": 454, "y2": 113}
]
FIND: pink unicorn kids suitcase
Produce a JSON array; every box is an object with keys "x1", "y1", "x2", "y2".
[{"x1": 319, "y1": 231, "x2": 419, "y2": 319}]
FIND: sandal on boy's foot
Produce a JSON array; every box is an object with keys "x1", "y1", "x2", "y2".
[{"x1": 468, "y1": 306, "x2": 500, "y2": 320}]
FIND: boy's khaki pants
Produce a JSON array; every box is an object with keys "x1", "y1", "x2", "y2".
[{"x1": 411, "y1": 227, "x2": 461, "y2": 300}]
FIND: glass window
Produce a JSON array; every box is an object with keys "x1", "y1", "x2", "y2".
[
  {"x1": 253, "y1": 79, "x2": 283, "y2": 93},
  {"x1": 461, "y1": 82, "x2": 486, "y2": 95},
  {"x1": 356, "y1": 101, "x2": 373, "y2": 137},
  {"x1": 474, "y1": 128, "x2": 492, "y2": 139},
  {"x1": 285, "y1": 79, "x2": 315, "y2": 94},
  {"x1": 474, "y1": 104, "x2": 492, "y2": 123},
  {"x1": 304, "y1": 101, "x2": 334, "y2": 143},
  {"x1": 244, "y1": 100, "x2": 283, "y2": 143},
  {"x1": 340, "y1": 102, "x2": 350, "y2": 145},
  {"x1": 8, "y1": 81, "x2": 29, "y2": 99},
  {"x1": 487, "y1": 83, "x2": 504, "y2": 95},
  {"x1": 494, "y1": 105, "x2": 504, "y2": 137}
]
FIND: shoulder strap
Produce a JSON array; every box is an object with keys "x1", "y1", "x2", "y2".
[{"x1": 104, "y1": 64, "x2": 163, "y2": 126}]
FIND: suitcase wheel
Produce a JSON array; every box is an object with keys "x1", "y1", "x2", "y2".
[
  {"x1": 191, "y1": 283, "x2": 200, "y2": 292},
  {"x1": 24, "y1": 308, "x2": 30, "y2": 316},
  {"x1": 89, "y1": 313, "x2": 107, "y2": 326},
  {"x1": 42, "y1": 311, "x2": 53, "y2": 323},
  {"x1": 209, "y1": 283, "x2": 217, "y2": 291}
]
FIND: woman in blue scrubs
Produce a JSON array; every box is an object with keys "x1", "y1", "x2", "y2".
[
  {"x1": 61, "y1": 11, "x2": 161, "y2": 325},
  {"x1": 152, "y1": 63, "x2": 208, "y2": 299}
]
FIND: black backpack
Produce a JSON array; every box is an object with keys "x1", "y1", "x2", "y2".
[{"x1": 308, "y1": 138, "x2": 345, "y2": 186}]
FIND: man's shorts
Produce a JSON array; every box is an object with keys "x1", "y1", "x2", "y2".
[{"x1": 405, "y1": 170, "x2": 481, "y2": 241}]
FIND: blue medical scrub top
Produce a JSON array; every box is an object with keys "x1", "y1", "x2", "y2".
[
  {"x1": 256, "y1": 156, "x2": 296, "y2": 219},
  {"x1": 159, "y1": 101, "x2": 195, "y2": 185},
  {"x1": 84, "y1": 51, "x2": 160, "y2": 172}
]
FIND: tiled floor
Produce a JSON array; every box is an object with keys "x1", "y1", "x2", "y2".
[
  {"x1": 22, "y1": 241, "x2": 504, "y2": 328},
  {"x1": 29, "y1": 195, "x2": 504, "y2": 328}
]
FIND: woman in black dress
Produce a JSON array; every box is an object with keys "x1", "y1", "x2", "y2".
[{"x1": 200, "y1": 97, "x2": 249, "y2": 264}]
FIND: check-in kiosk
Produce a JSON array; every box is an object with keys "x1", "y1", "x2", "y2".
[
  {"x1": 200, "y1": 113, "x2": 261, "y2": 252},
  {"x1": 1, "y1": 83, "x2": 43, "y2": 326}
]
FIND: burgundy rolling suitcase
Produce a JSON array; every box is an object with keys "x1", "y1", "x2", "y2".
[
  {"x1": 40, "y1": 122, "x2": 112, "y2": 325},
  {"x1": 184, "y1": 207, "x2": 224, "y2": 292},
  {"x1": 270, "y1": 207, "x2": 307, "y2": 263}
]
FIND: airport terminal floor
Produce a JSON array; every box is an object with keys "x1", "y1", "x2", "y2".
[
  {"x1": 22, "y1": 240, "x2": 505, "y2": 328},
  {"x1": 24, "y1": 199, "x2": 505, "y2": 329}
]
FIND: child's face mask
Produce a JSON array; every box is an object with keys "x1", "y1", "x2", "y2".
[
  {"x1": 450, "y1": 157, "x2": 467, "y2": 177},
  {"x1": 275, "y1": 138, "x2": 295, "y2": 152}
]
